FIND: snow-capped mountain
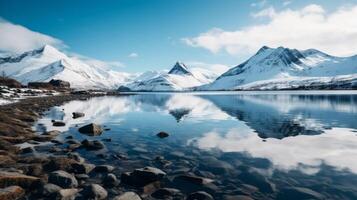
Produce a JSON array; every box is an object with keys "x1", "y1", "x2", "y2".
[
  {"x1": 199, "y1": 46, "x2": 357, "y2": 90},
  {"x1": 0, "y1": 45, "x2": 134, "y2": 89},
  {"x1": 125, "y1": 62, "x2": 214, "y2": 91}
]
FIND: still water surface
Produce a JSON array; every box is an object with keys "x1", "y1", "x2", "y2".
[{"x1": 37, "y1": 91, "x2": 357, "y2": 199}]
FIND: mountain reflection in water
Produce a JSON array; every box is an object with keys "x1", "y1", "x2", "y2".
[{"x1": 36, "y1": 92, "x2": 357, "y2": 199}]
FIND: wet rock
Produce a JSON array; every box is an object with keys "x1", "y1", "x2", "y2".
[
  {"x1": 199, "y1": 157, "x2": 234, "y2": 174},
  {"x1": 223, "y1": 195, "x2": 254, "y2": 200},
  {"x1": 0, "y1": 171, "x2": 40, "y2": 188},
  {"x1": 187, "y1": 191, "x2": 214, "y2": 200},
  {"x1": 42, "y1": 130, "x2": 61, "y2": 136},
  {"x1": 53, "y1": 121, "x2": 66, "y2": 127},
  {"x1": 40, "y1": 183, "x2": 62, "y2": 197},
  {"x1": 67, "y1": 152, "x2": 85, "y2": 163},
  {"x1": 72, "y1": 112, "x2": 85, "y2": 119},
  {"x1": 151, "y1": 188, "x2": 181, "y2": 199},
  {"x1": 44, "y1": 157, "x2": 78, "y2": 172},
  {"x1": 81, "y1": 139, "x2": 105, "y2": 150},
  {"x1": 71, "y1": 163, "x2": 95, "y2": 174},
  {"x1": 0, "y1": 186, "x2": 25, "y2": 200},
  {"x1": 51, "y1": 139, "x2": 63, "y2": 145},
  {"x1": 174, "y1": 174, "x2": 214, "y2": 185},
  {"x1": 237, "y1": 171, "x2": 275, "y2": 193},
  {"x1": 66, "y1": 139, "x2": 80, "y2": 145},
  {"x1": 103, "y1": 173, "x2": 119, "y2": 187},
  {"x1": 95, "y1": 165, "x2": 115, "y2": 173},
  {"x1": 113, "y1": 192, "x2": 141, "y2": 200},
  {"x1": 75, "y1": 174, "x2": 89, "y2": 180},
  {"x1": 121, "y1": 166, "x2": 166, "y2": 187},
  {"x1": 32, "y1": 135, "x2": 54, "y2": 142},
  {"x1": 55, "y1": 188, "x2": 78, "y2": 200},
  {"x1": 20, "y1": 147, "x2": 35, "y2": 154},
  {"x1": 277, "y1": 187, "x2": 324, "y2": 200},
  {"x1": 81, "y1": 184, "x2": 108, "y2": 200},
  {"x1": 48, "y1": 170, "x2": 78, "y2": 188},
  {"x1": 157, "y1": 131, "x2": 169, "y2": 138},
  {"x1": 78, "y1": 123, "x2": 103, "y2": 136}
]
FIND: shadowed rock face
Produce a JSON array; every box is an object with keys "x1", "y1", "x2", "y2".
[{"x1": 0, "y1": 77, "x2": 22, "y2": 88}]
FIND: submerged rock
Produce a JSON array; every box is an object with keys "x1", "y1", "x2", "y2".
[
  {"x1": 48, "y1": 170, "x2": 78, "y2": 188},
  {"x1": 113, "y1": 192, "x2": 141, "y2": 200},
  {"x1": 121, "y1": 166, "x2": 166, "y2": 187},
  {"x1": 0, "y1": 186, "x2": 25, "y2": 200},
  {"x1": 151, "y1": 188, "x2": 181, "y2": 199},
  {"x1": 40, "y1": 183, "x2": 62, "y2": 197},
  {"x1": 157, "y1": 131, "x2": 169, "y2": 138},
  {"x1": 81, "y1": 139, "x2": 105, "y2": 150},
  {"x1": 81, "y1": 184, "x2": 108, "y2": 200},
  {"x1": 71, "y1": 163, "x2": 95, "y2": 174},
  {"x1": 78, "y1": 123, "x2": 103, "y2": 136},
  {"x1": 95, "y1": 165, "x2": 115, "y2": 173},
  {"x1": 72, "y1": 112, "x2": 85, "y2": 119},
  {"x1": 174, "y1": 174, "x2": 214, "y2": 185},
  {"x1": 187, "y1": 191, "x2": 214, "y2": 200},
  {"x1": 103, "y1": 173, "x2": 119, "y2": 187}
]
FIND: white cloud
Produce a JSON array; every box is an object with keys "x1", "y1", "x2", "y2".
[
  {"x1": 183, "y1": 4, "x2": 357, "y2": 56},
  {"x1": 128, "y1": 52, "x2": 138, "y2": 58},
  {"x1": 0, "y1": 18, "x2": 65, "y2": 53},
  {"x1": 283, "y1": 1, "x2": 292, "y2": 7},
  {"x1": 185, "y1": 61, "x2": 230, "y2": 75},
  {"x1": 70, "y1": 53, "x2": 125, "y2": 69}
]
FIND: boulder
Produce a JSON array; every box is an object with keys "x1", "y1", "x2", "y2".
[
  {"x1": 81, "y1": 139, "x2": 105, "y2": 150},
  {"x1": 187, "y1": 191, "x2": 214, "y2": 200},
  {"x1": 53, "y1": 121, "x2": 66, "y2": 127},
  {"x1": 0, "y1": 171, "x2": 40, "y2": 188},
  {"x1": 0, "y1": 186, "x2": 25, "y2": 200},
  {"x1": 157, "y1": 131, "x2": 169, "y2": 138},
  {"x1": 55, "y1": 188, "x2": 78, "y2": 200},
  {"x1": 81, "y1": 184, "x2": 107, "y2": 200},
  {"x1": 78, "y1": 123, "x2": 103, "y2": 136},
  {"x1": 174, "y1": 174, "x2": 214, "y2": 185},
  {"x1": 20, "y1": 147, "x2": 35, "y2": 154},
  {"x1": 94, "y1": 165, "x2": 115, "y2": 173},
  {"x1": 72, "y1": 112, "x2": 85, "y2": 119},
  {"x1": 42, "y1": 130, "x2": 61, "y2": 136},
  {"x1": 48, "y1": 170, "x2": 78, "y2": 188},
  {"x1": 40, "y1": 183, "x2": 62, "y2": 197},
  {"x1": 71, "y1": 163, "x2": 95, "y2": 174},
  {"x1": 114, "y1": 192, "x2": 141, "y2": 200},
  {"x1": 103, "y1": 173, "x2": 119, "y2": 187},
  {"x1": 121, "y1": 166, "x2": 166, "y2": 187},
  {"x1": 151, "y1": 188, "x2": 181, "y2": 199}
]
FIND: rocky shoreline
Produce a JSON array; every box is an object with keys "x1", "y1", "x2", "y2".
[{"x1": 0, "y1": 94, "x2": 222, "y2": 200}]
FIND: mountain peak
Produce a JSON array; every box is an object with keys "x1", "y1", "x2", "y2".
[{"x1": 168, "y1": 61, "x2": 192, "y2": 75}]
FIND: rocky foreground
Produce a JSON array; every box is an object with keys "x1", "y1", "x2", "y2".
[{"x1": 0, "y1": 94, "x2": 225, "y2": 200}]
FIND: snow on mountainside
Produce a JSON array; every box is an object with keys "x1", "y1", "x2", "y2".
[
  {"x1": 125, "y1": 62, "x2": 215, "y2": 91},
  {"x1": 0, "y1": 45, "x2": 134, "y2": 89},
  {"x1": 199, "y1": 46, "x2": 357, "y2": 90}
]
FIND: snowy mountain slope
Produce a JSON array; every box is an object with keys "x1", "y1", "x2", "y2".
[
  {"x1": 0, "y1": 45, "x2": 134, "y2": 89},
  {"x1": 125, "y1": 62, "x2": 214, "y2": 91},
  {"x1": 199, "y1": 46, "x2": 357, "y2": 90}
]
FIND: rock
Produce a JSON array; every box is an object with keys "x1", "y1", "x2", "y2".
[
  {"x1": 0, "y1": 171, "x2": 40, "y2": 188},
  {"x1": 48, "y1": 170, "x2": 78, "y2": 188},
  {"x1": 199, "y1": 157, "x2": 234, "y2": 174},
  {"x1": 151, "y1": 188, "x2": 181, "y2": 199},
  {"x1": 187, "y1": 191, "x2": 214, "y2": 200},
  {"x1": 40, "y1": 183, "x2": 62, "y2": 197},
  {"x1": 94, "y1": 165, "x2": 115, "y2": 173},
  {"x1": 103, "y1": 173, "x2": 119, "y2": 187},
  {"x1": 42, "y1": 130, "x2": 61, "y2": 136},
  {"x1": 81, "y1": 184, "x2": 108, "y2": 200},
  {"x1": 44, "y1": 157, "x2": 78, "y2": 172},
  {"x1": 75, "y1": 174, "x2": 89, "y2": 180},
  {"x1": 237, "y1": 171, "x2": 275, "y2": 193},
  {"x1": 71, "y1": 163, "x2": 95, "y2": 174},
  {"x1": 174, "y1": 174, "x2": 214, "y2": 185},
  {"x1": 67, "y1": 152, "x2": 85, "y2": 163},
  {"x1": 72, "y1": 112, "x2": 85, "y2": 119},
  {"x1": 53, "y1": 121, "x2": 66, "y2": 127},
  {"x1": 20, "y1": 147, "x2": 35, "y2": 154},
  {"x1": 55, "y1": 188, "x2": 78, "y2": 200},
  {"x1": 81, "y1": 139, "x2": 105, "y2": 150},
  {"x1": 277, "y1": 187, "x2": 324, "y2": 200},
  {"x1": 113, "y1": 192, "x2": 141, "y2": 200},
  {"x1": 121, "y1": 166, "x2": 166, "y2": 187},
  {"x1": 223, "y1": 195, "x2": 254, "y2": 200},
  {"x1": 78, "y1": 123, "x2": 103, "y2": 136},
  {"x1": 49, "y1": 79, "x2": 70, "y2": 88},
  {"x1": 157, "y1": 131, "x2": 169, "y2": 138},
  {"x1": 0, "y1": 186, "x2": 25, "y2": 200}
]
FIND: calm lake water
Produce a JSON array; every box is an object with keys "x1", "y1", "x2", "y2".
[{"x1": 36, "y1": 91, "x2": 357, "y2": 199}]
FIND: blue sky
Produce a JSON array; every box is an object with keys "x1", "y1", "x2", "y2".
[{"x1": 0, "y1": 0, "x2": 356, "y2": 73}]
